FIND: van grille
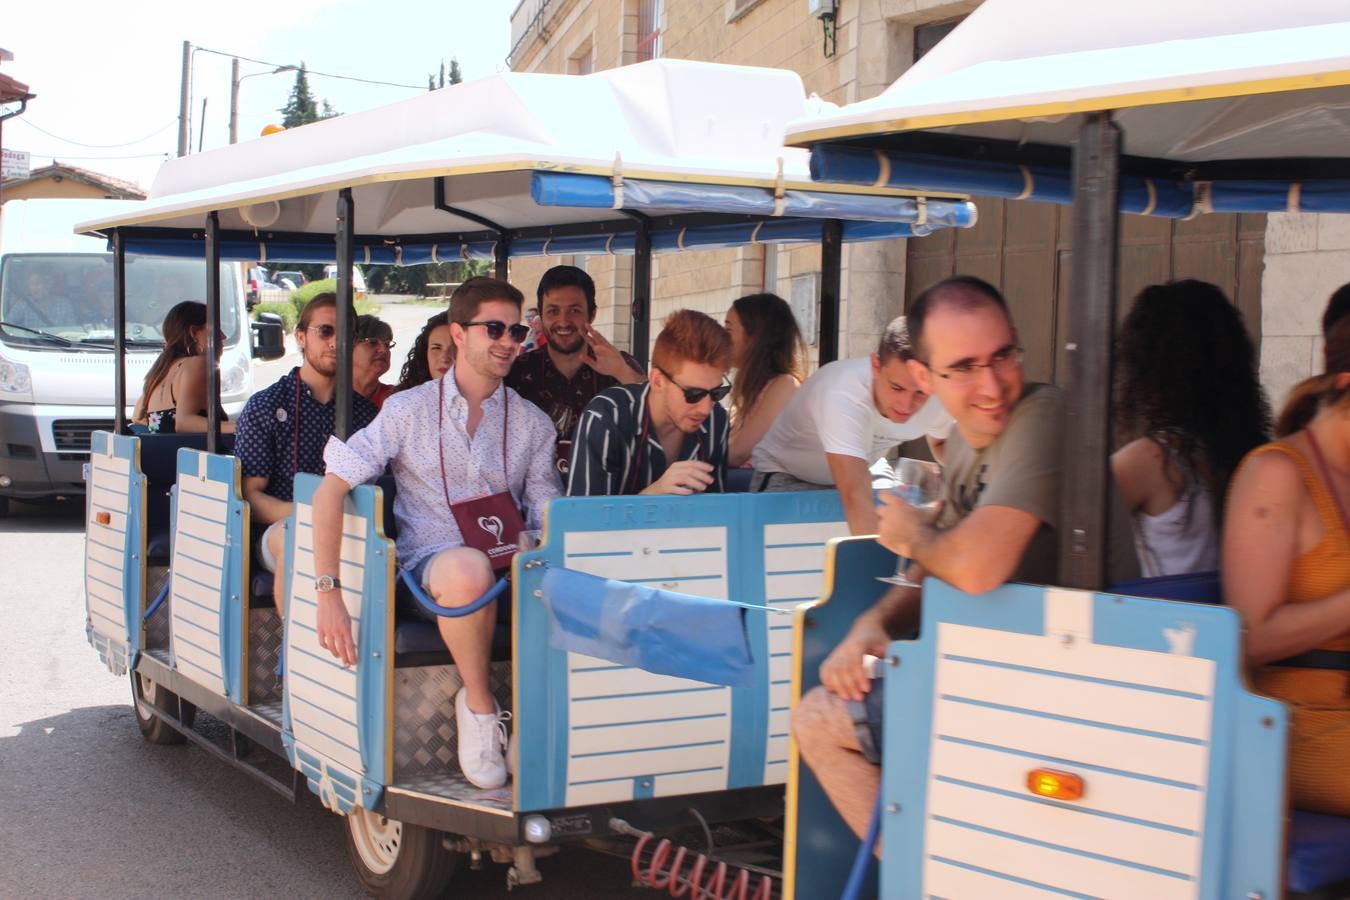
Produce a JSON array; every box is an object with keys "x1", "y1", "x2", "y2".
[{"x1": 52, "y1": 419, "x2": 114, "y2": 453}]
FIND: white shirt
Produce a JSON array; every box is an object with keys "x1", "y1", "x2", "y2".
[
  {"x1": 323, "y1": 368, "x2": 560, "y2": 569},
  {"x1": 750, "y1": 357, "x2": 953, "y2": 486}
]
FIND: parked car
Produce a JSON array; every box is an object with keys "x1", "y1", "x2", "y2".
[
  {"x1": 271, "y1": 270, "x2": 307, "y2": 291},
  {"x1": 245, "y1": 264, "x2": 269, "y2": 306}
]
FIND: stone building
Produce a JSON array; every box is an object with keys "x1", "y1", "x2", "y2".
[{"x1": 508, "y1": 0, "x2": 1339, "y2": 409}]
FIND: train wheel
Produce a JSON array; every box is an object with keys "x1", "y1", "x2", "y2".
[
  {"x1": 131, "y1": 671, "x2": 194, "y2": 745},
  {"x1": 344, "y1": 806, "x2": 458, "y2": 900}
]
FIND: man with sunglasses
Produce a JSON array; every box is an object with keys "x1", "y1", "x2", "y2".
[
  {"x1": 233, "y1": 293, "x2": 379, "y2": 615},
  {"x1": 749, "y1": 315, "x2": 953, "y2": 536},
  {"x1": 567, "y1": 309, "x2": 732, "y2": 496},
  {"x1": 312, "y1": 277, "x2": 558, "y2": 790},
  {"x1": 507, "y1": 266, "x2": 645, "y2": 478},
  {"x1": 793, "y1": 275, "x2": 1069, "y2": 845}
]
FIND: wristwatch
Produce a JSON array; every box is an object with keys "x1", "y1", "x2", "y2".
[{"x1": 315, "y1": 574, "x2": 342, "y2": 594}]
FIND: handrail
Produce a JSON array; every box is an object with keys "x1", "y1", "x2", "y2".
[{"x1": 399, "y1": 567, "x2": 509, "y2": 618}]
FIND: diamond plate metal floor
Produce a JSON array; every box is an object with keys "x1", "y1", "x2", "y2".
[{"x1": 390, "y1": 771, "x2": 513, "y2": 811}]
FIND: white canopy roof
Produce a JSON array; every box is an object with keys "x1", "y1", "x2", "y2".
[
  {"x1": 785, "y1": 0, "x2": 1350, "y2": 163},
  {"x1": 77, "y1": 59, "x2": 929, "y2": 238}
]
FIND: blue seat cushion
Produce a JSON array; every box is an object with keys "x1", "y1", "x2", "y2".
[
  {"x1": 1289, "y1": 810, "x2": 1350, "y2": 894},
  {"x1": 1109, "y1": 570, "x2": 1222, "y2": 604}
]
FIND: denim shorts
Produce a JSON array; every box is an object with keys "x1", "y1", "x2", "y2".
[{"x1": 846, "y1": 676, "x2": 885, "y2": 764}]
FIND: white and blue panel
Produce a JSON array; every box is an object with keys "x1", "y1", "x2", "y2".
[
  {"x1": 280, "y1": 473, "x2": 393, "y2": 814},
  {"x1": 514, "y1": 491, "x2": 847, "y2": 811},
  {"x1": 166, "y1": 450, "x2": 248, "y2": 702},
  {"x1": 881, "y1": 580, "x2": 1288, "y2": 900},
  {"x1": 84, "y1": 431, "x2": 146, "y2": 676}
]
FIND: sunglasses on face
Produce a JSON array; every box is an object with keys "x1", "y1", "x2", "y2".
[
  {"x1": 305, "y1": 324, "x2": 337, "y2": 340},
  {"x1": 462, "y1": 320, "x2": 531, "y2": 343},
  {"x1": 657, "y1": 367, "x2": 731, "y2": 404},
  {"x1": 356, "y1": 337, "x2": 396, "y2": 350}
]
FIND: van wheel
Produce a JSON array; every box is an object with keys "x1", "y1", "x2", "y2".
[
  {"x1": 131, "y1": 671, "x2": 195, "y2": 745},
  {"x1": 344, "y1": 806, "x2": 458, "y2": 900},
  {"x1": 0, "y1": 496, "x2": 9, "y2": 517}
]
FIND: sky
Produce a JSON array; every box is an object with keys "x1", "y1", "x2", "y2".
[{"x1": 3, "y1": 0, "x2": 518, "y2": 191}]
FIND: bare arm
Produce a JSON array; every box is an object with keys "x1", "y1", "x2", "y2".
[
  {"x1": 819, "y1": 584, "x2": 920, "y2": 701},
  {"x1": 827, "y1": 452, "x2": 879, "y2": 536},
  {"x1": 728, "y1": 375, "x2": 797, "y2": 468},
  {"x1": 1111, "y1": 437, "x2": 1179, "y2": 516},
  {"x1": 312, "y1": 472, "x2": 357, "y2": 666},
  {"x1": 1223, "y1": 451, "x2": 1350, "y2": 664},
  {"x1": 173, "y1": 356, "x2": 235, "y2": 435},
  {"x1": 242, "y1": 475, "x2": 293, "y2": 526},
  {"x1": 878, "y1": 494, "x2": 1043, "y2": 595}
]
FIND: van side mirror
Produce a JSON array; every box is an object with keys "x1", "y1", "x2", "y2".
[{"x1": 251, "y1": 313, "x2": 286, "y2": 361}]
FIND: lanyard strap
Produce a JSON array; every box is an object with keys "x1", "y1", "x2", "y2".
[
  {"x1": 292, "y1": 375, "x2": 302, "y2": 479},
  {"x1": 1306, "y1": 427, "x2": 1350, "y2": 535},
  {"x1": 439, "y1": 376, "x2": 509, "y2": 508},
  {"x1": 625, "y1": 388, "x2": 709, "y2": 494}
]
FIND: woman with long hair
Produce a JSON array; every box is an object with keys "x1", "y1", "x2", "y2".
[
  {"x1": 1112, "y1": 279, "x2": 1270, "y2": 576},
  {"x1": 724, "y1": 293, "x2": 806, "y2": 468},
  {"x1": 132, "y1": 300, "x2": 232, "y2": 434},
  {"x1": 394, "y1": 311, "x2": 453, "y2": 392},
  {"x1": 1224, "y1": 315, "x2": 1350, "y2": 815}
]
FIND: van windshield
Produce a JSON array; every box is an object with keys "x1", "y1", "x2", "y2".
[{"x1": 0, "y1": 254, "x2": 241, "y2": 350}]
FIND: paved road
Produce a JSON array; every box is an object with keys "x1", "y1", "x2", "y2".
[{"x1": 0, "y1": 333, "x2": 662, "y2": 898}]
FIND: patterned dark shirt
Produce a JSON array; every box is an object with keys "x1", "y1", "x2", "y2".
[
  {"x1": 506, "y1": 346, "x2": 643, "y2": 476},
  {"x1": 234, "y1": 367, "x2": 378, "y2": 502},
  {"x1": 566, "y1": 382, "x2": 729, "y2": 496}
]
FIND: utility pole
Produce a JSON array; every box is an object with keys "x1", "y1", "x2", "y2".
[
  {"x1": 177, "y1": 40, "x2": 191, "y2": 157},
  {"x1": 228, "y1": 57, "x2": 240, "y2": 144}
]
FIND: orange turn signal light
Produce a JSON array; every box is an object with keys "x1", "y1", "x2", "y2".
[
  {"x1": 1026, "y1": 768, "x2": 1084, "y2": 801},
  {"x1": 94, "y1": 511, "x2": 111, "y2": 526}
]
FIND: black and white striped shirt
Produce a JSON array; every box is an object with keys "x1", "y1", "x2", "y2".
[{"x1": 566, "y1": 382, "x2": 729, "y2": 496}]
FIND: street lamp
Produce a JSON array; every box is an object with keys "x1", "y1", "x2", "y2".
[{"x1": 229, "y1": 61, "x2": 298, "y2": 144}]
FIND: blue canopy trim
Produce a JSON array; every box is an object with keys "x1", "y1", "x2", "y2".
[
  {"x1": 530, "y1": 171, "x2": 977, "y2": 228},
  {"x1": 116, "y1": 218, "x2": 924, "y2": 264},
  {"x1": 539, "y1": 566, "x2": 754, "y2": 689}
]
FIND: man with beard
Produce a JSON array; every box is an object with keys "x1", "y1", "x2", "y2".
[
  {"x1": 313, "y1": 277, "x2": 558, "y2": 789},
  {"x1": 567, "y1": 310, "x2": 732, "y2": 496},
  {"x1": 507, "y1": 265, "x2": 644, "y2": 478},
  {"x1": 233, "y1": 293, "x2": 379, "y2": 615}
]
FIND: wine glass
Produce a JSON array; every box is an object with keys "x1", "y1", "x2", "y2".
[{"x1": 877, "y1": 458, "x2": 943, "y2": 588}]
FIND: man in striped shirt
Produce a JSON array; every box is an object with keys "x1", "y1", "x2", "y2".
[{"x1": 566, "y1": 310, "x2": 732, "y2": 496}]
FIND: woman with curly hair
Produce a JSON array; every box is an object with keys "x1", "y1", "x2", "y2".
[
  {"x1": 1223, "y1": 316, "x2": 1350, "y2": 815},
  {"x1": 724, "y1": 293, "x2": 806, "y2": 468},
  {"x1": 1112, "y1": 279, "x2": 1271, "y2": 577},
  {"x1": 394, "y1": 311, "x2": 453, "y2": 392}
]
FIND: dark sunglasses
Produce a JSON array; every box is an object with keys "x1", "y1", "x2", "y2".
[
  {"x1": 462, "y1": 320, "x2": 531, "y2": 343},
  {"x1": 657, "y1": 367, "x2": 731, "y2": 404},
  {"x1": 305, "y1": 324, "x2": 337, "y2": 340}
]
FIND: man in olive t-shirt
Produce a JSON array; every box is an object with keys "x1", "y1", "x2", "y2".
[{"x1": 791, "y1": 275, "x2": 1066, "y2": 843}]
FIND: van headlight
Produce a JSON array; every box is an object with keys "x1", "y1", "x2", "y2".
[
  {"x1": 0, "y1": 355, "x2": 32, "y2": 399},
  {"x1": 221, "y1": 359, "x2": 248, "y2": 396}
]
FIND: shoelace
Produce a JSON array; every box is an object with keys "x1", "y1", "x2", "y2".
[{"x1": 492, "y1": 710, "x2": 513, "y2": 759}]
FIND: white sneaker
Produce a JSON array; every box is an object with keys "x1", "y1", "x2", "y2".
[{"x1": 455, "y1": 688, "x2": 508, "y2": 789}]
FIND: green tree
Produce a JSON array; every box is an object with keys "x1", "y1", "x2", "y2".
[
  {"x1": 280, "y1": 64, "x2": 341, "y2": 126},
  {"x1": 427, "y1": 58, "x2": 464, "y2": 91},
  {"x1": 449, "y1": 58, "x2": 462, "y2": 85}
]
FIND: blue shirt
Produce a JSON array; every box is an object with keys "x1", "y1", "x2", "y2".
[{"x1": 234, "y1": 367, "x2": 378, "y2": 502}]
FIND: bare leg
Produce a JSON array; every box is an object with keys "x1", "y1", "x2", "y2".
[
  {"x1": 267, "y1": 522, "x2": 287, "y2": 619},
  {"x1": 793, "y1": 685, "x2": 881, "y2": 848},
  {"x1": 425, "y1": 548, "x2": 497, "y2": 713}
]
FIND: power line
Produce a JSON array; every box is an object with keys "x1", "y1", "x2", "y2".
[
  {"x1": 23, "y1": 151, "x2": 170, "y2": 160},
  {"x1": 13, "y1": 118, "x2": 176, "y2": 149},
  {"x1": 191, "y1": 45, "x2": 425, "y2": 90}
]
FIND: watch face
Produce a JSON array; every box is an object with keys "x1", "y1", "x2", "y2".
[{"x1": 316, "y1": 575, "x2": 337, "y2": 592}]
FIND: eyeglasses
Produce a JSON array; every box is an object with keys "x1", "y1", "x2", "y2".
[
  {"x1": 356, "y1": 337, "x2": 396, "y2": 350},
  {"x1": 922, "y1": 346, "x2": 1023, "y2": 384},
  {"x1": 462, "y1": 320, "x2": 531, "y2": 343},
  {"x1": 305, "y1": 324, "x2": 337, "y2": 340},
  {"x1": 657, "y1": 367, "x2": 732, "y2": 404}
]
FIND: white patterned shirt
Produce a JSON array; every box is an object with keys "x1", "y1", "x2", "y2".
[{"x1": 323, "y1": 368, "x2": 560, "y2": 569}]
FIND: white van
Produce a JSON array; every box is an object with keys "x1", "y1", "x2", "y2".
[{"x1": 0, "y1": 198, "x2": 275, "y2": 514}]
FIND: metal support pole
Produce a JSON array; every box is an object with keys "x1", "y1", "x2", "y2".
[
  {"x1": 335, "y1": 188, "x2": 355, "y2": 440},
  {"x1": 1059, "y1": 112, "x2": 1121, "y2": 590},
  {"x1": 177, "y1": 41, "x2": 192, "y2": 158},
  {"x1": 228, "y1": 58, "x2": 240, "y2": 145},
  {"x1": 494, "y1": 237, "x2": 510, "y2": 281},
  {"x1": 205, "y1": 211, "x2": 223, "y2": 454},
  {"x1": 112, "y1": 230, "x2": 127, "y2": 434},
  {"x1": 631, "y1": 218, "x2": 653, "y2": 367},
  {"x1": 818, "y1": 219, "x2": 842, "y2": 365}
]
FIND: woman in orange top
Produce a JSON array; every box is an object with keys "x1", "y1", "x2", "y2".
[{"x1": 1224, "y1": 316, "x2": 1350, "y2": 815}]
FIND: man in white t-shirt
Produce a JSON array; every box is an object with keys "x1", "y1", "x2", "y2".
[{"x1": 749, "y1": 316, "x2": 952, "y2": 535}]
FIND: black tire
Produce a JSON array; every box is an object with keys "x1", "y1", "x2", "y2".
[
  {"x1": 0, "y1": 495, "x2": 10, "y2": 518},
  {"x1": 344, "y1": 807, "x2": 458, "y2": 900},
  {"x1": 131, "y1": 671, "x2": 195, "y2": 745}
]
